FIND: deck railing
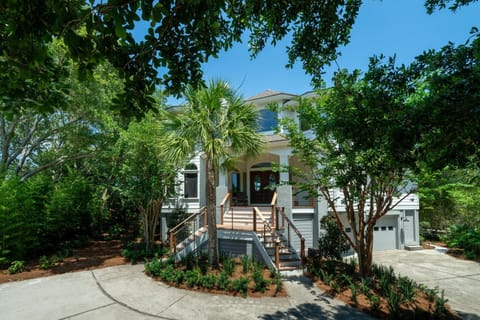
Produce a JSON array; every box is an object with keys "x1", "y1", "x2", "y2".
[
  {"x1": 169, "y1": 206, "x2": 207, "y2": 254},
  {"x1": 292, "y1": 186, "x2": 314, "y2": 208},
  {"x1": 220, "y1": 192, "x2": 232, "y2": 225}
]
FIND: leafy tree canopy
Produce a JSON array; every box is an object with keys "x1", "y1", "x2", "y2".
[{"x1": 2, "y1": 0, "x2": 363, "y2": 116}]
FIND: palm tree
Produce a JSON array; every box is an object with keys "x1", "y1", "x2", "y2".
[{"x1": 161, "y1": 80, "x2": 264, "y2": 268}]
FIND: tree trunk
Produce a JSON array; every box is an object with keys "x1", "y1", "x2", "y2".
[
  {"x1": 206, "y1": 156, "x2": 219, "y2": 268},
  {"x1": 357, "y1": 226, "x2": 374, "y2": 277}
]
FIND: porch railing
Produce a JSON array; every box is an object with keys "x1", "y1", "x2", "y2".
[
  {"x1": 169, "y1": 206, "x2": 207, "y2": 254},
  {"x1": 292, "y1": 186, "x2": 314, "y2": 208},
  {"x1": 270, "y1": 191, "x2": 278, "y2": 228},
  {"x1": 275, "y1": 206, "x2": 306, "y2": 264}
]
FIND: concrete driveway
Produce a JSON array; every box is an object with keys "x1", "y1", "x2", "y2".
[{"x1": 374, "y1": 249, "x2": 480, "y2": 320}]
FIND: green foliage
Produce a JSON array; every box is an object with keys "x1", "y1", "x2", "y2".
[
  {"x1": 397, "y1": 276, "x2": 416, "y2": 304},
  {"x1": 145, "y1": 256, "x2": 168, "y2": 277},
  {"x1": 434, "y1": 289, "x2": 449, "y2": 318},
  {"x1": 387, "y1": 286, "x2": 402, "y2": 319},
  {"x1": 241, "y1": 255, "x2": 251, "y2": 274},
  {"x1": 185, "y1": 269, "x2": 202, "y2": 288},
  {"x1": 121, "y1": 242, "x2": 165, "y2": 264},
  {"x1": 317, "y1": 215, "x2": 350, "y2": 260},
  {"x1": 39, "y1": 256, "x2": 53, "y2": 270},
  {"x1": 444, "y1": 225, "x2": 480, "y2": 259},
  {"x1": 8, "y1": 260, "x2": 25, "y2": 274},
  {"x1": 252, "y1": 263, "x2": 268, "y2": 293},
  {"x1": 232, "y1": 277, "x2": 249, "y2": 298},
  {"x1": 1, "y1": 1, "x2": 361, "y2": 116},
  {"x1": 222, "y1": 258, "x2": 235, "y2": 277},
  {"x1": 217, "y1": 271, "x2": 232, "y2": 291},
  {"x1": 368, "y1": 293, "x2": 381, "y2": 312},
  {"x1": 200, "y1": 273, "x2": 217, "y2": 289}
]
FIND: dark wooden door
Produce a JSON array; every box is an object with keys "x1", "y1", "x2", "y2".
[{"x1": 250, "y1": 171, "x2": 278, "y2": 204}]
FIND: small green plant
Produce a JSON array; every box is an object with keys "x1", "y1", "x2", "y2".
[
  {"x1": 200, "y1": 273, "x2": 217, "y2": 289},
  {"x1": 121, "y1": 242, "x2": 165, "y2": 263},
  {"x1": 273, "y1": 274, "x2": 283, "y2": 294},
  {"x1": 359, "y1": 277, "x2": 372, "y2": 295},
  {"x1": 222, "y1": 258, "x2": 235, "y2": 276},
  {"x1": 397, "y1": 276, "x2": 416, "y2": 304},
  {"x1": 379, "y1": 275, "x2": 391, "y2": 296},
  {"x1": 217, "y1": 271, "x2": 231, "y2": 290},
  {"x1": 330, "y1": 279, "x2": 342, "y2": 294},
  {"x1": 198, "y1": 251, "x2": 209, "y2": 275},
  {"x1": 241, "y1": 255, "x2": 250, "y2": 274},
  {"x1": 387, "y1": 286, "x2": 401, "y2": 319},
  {"x1": 252, "y1": 265, "x2": 268, "y2": 293},
  {"x1": 368, "y1": 293, "x2": 381, "y2": 312},
  {"x1": 8, "y1": 260, "x2": 25, "y2": 274},
  {"x1": 320, "y1": 269, "x2": 334, "y2": 286},
  {"x1": 185, "y1": 269, "x2": 201, "y2": 288},
  {"x1": 350, "y1": 283, "x2": 358, "y2": 304},
  {"x1": 434, "y1": 289, "x2": 449, "y2": 318},
  {"x1": 39, "y1": 255, "x2": 53, "y2": 270},
  {"x1": 232, "y1": 276, "x2": 249, "y2": 297},
  {"x1": 145, "y1": 256, "x2": 166, "y2": 276}
]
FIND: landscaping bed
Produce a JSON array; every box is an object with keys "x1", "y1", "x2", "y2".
[
  {"x1": 145, "y1": 253, "x2": 286, "y2": 298},
  {"x1": 305, "y1": 257, "x2": 460, "y2": 319}
]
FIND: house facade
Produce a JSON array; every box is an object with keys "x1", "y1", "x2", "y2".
[{"x1": 163, "y1": 90, "x2": 420, "y2": 256}]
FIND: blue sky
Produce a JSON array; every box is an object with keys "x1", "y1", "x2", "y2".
[{"x1": 167, "y1": 0, "x2": 479, "y2": 103}]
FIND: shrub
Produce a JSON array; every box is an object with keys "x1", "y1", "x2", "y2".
[
  {"x1": 397, "y1": 276, "x2": 416, "y2": 304},
  {"x1": 8, "y1": 260, "x2": 25, "y2": 274},
  {"x1": 185, "y1": 269, "x2": 201, "y2": 288},
  {"x1": 317, "y1": 215, "x2": 350, "y2": 260},
  {"x1": 217, "y1": 271, "x2": 231, "y2": 290},
  {"x1": 241, "y1": 255, "x2": 250, "y2": 274},
  {"x1": 222, "y1": 258, "x2": 235, "y2": 277},
  {"x1": 387, "y1": 286, "x2": 401, "y2": 318},
  {"x1": 145, "y1": 256, "x2": 166, "y2": 276},
  {"x1": 445, "y1": 224, "x2": 480, "y2": 260},
  {"x1": 359, "y1": 277, "x2": 372, "y2": 296},
  {"x1": 368, "y1": 293, "x2": 381, "y2": 312},
  {"x1": 434, "y1": 289, "x2": 449, "y2": 318},
  {"x1": 252, "y1": 264, "x2": 268, "y2": 293},
  {"x1": 39, "y1": 255, "x2": 53, "y2": 270},
  {"x1": 232, "y1": 277, "x2": 249, "y2": 297},
  {"x1": 200, "y1": 273, "x2": 217, "y2": 289},
  {"x1": 121, "y1": 242, "x2": 165, "y2": 263}
]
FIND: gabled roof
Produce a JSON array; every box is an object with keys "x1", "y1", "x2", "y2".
[{"x1": 245, "y1": 89, "x2": 297, "y2": 101}]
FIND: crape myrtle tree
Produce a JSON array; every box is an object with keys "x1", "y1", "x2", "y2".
[
  {"x1": 280, "y1": 57, "x2": 418, "y2": 277},
  {"x1": 161, "y1": 80, "x2": 264, "y2": 268},
  {"x1": 1, "y1": 0, "x2": 362, "y2": 117},
  {"x1": 115, "y1": 110, "x2": 178, "y2": 250}
]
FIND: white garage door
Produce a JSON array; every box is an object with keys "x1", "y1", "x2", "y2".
[
  {"x1": 292, "y1": 214, "x2": 314, "y2": 253},
  {"x1": 373, "y1": 216, "x2": 398, "y2": 251}
]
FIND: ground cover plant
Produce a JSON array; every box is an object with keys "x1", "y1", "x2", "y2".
[
  {"x1": 305, "y1": 257, "x2": 459, "y2": 319},
  {"x1": 145, "y1": 252, "x2": 284, "y2": 298}
]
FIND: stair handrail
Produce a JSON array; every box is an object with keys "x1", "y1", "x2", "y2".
[
  {"x1": 277, "y1": 206, "x2": 306, "y2": 264},
  {"x1": 219, "y1": 192, "x2": 232, "y2": 224},
  {"x1": 253, "y1": 207, "x2": 281, "y2": 269},
  {"x1": 169, "y1": 206, "x2": 207, "y2": 253},
  {"x1": 270, "y1": 191, "x2": 278, "y2": 228}
]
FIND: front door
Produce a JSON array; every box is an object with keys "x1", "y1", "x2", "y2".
[
  {"x1": 403, "y1": 210, "x2": 416, "y2": 245},
  {"x1": 250, "y1": 171, "x2": 278, "y2": 204}
]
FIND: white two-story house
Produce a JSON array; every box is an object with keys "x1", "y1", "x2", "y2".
[{"x1": 163, "y1": 89, "x2": 420, "y2": 264}]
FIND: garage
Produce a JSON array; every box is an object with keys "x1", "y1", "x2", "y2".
[
  {"x1": 372, "y1": 215, "x2": 398, "y2": 251},
  {"x1": 292, "y1": 213, "x2": 314, "y2": 253}
]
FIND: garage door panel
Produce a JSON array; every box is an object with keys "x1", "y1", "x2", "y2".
[{"x1": 373, "y1": 216, "x2": 398, "y2": 251}]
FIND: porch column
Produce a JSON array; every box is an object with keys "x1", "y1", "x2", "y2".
[
  {"x1": 276, "y1": 154, "x2": 292, "y2": 218},
  {"x1": 216, "y1": 167, "x2": 229, "y2": 223}
]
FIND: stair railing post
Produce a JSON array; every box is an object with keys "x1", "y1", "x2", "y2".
[
  {"x1": 271, "y1": 205, "x2": 275, "y2": 229},
  {"x1": 275, "y1": 237, "x2": 280, "y2": 270},
  {"x1": 282, "y1": 207, "x2": 285, "y2": 229},
  {"x1": 301, "y1": 237, "x2": 305, "y2": 265},
  {"x1": 275, "y1": 207, "x2": 280, "y2": 231},
  {"x1": 221, "y1": 204, "x2": 224, "y2": 224},
  {"x1": 287, "y1": 224, "x2": 291, "y2": 247},
  {"x1": 203, "y1": 207, "x2": 207, "y2": 227},
  {"x1": 253, "y1": 208, "x2": 257, "y2": 232}
]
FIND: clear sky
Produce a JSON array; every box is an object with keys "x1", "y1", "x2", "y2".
[{"x1": 167, "y1": 0, "x2": 479, "y2": 103}]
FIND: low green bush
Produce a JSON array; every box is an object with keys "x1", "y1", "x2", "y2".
[
  {"x1": 232, "y1": 277, "x2": 249, "y2": 297},
  {"x1": 8, "y1": 260, "x2": 25, "y2": 274},
  {"x1": 121, "y1": 242, "x2": 165, "y2": 263},
  {"x1": 445, "y1": 225, "x2": 480, "y2": 260}
]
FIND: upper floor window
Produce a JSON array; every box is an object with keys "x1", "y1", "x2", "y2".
[
  {"x1": 257, "y1": 109, "x2": 278, "y2": 132},
  {"x1": 184, "y1": 163, "x2": 198, "y2": 198}
]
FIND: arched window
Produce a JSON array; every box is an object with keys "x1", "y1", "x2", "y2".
[{"x1": 184, "y1": 163, "x2": 198, "y2": 198}]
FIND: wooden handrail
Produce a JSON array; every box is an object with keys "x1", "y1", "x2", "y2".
[
  {"x1": 220, "y1": 192, "x2": 231, "y2": 224},
  {"x1": 270, "y1": 191, "x2": 278, "y2": 228},
  {"x1": 254, "y1": 207, "x2": 281, "y2": 268},
  {"x1": 277, "y1": 206, "x2": 306, "y2": 264},
  {"x1": 169, "y1": 206, "x2": 207, "y2": 253}
]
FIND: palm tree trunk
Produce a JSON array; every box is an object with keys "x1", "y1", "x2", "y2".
[{"x1": 206, "y1": 156, "x2": 219, "y2": 268}]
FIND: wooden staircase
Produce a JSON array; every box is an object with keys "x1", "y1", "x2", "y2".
[{"x1": 223, "y1": 206, "x2": 303, "y2": 271}]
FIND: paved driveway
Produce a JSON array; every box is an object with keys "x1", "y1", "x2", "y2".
[{"x1": 374, "y1": 249, "x2": 480, "y2": 320}]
